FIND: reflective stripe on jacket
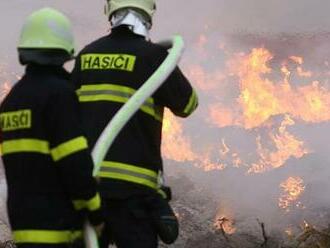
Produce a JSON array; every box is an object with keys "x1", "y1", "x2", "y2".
[{"x1": 72, "y1": 26, "x2": 198, "y2": 198}]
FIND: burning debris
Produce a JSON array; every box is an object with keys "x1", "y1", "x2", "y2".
[
  {"x1": 214, "y1": 216, "x2": 236, "y2": 236},
  {"x1": 161, "y1": 172, "x2": 330, "y2": 247},
  {"x1": 279, "y1": 176, "x2": 306, "y2": 211},
  {"x1": 160, "y1": 32, "x2": 330, "y2": 247},
  {"x1": 1, "y1": 28, "x2": 330, "y2": 248}
]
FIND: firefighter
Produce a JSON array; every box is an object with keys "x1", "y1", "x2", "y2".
[
  {"x1": 0, "y1": 8, "x2": 103, "y2": 247},
  {"x1": 72, "y1": 0, "x2": 198, "y2": 247}
]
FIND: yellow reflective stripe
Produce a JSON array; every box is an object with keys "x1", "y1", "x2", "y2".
[
  {"x1": 79, "y1": 84, "x2": 135, "y2": 93},
  {"x1": 140, "y1": 105, "x2": 162, "y2": 121},
  {"x1": 73, "y1": 193, "x2": 101, "y2": 211},
  {"x1": 0, "y1": 139, "x2": 49, "y2": 156},
  {"x1": 77, "y1": 84, "x2": 162, "y2": 121},
  {"x1": 51, "y1": 136, "x2": 88, "y2": 162},
  {"x1": 99, "y1": 171, "x2": 158, "y2": 189},
  {"x1": 79, "y1": 94, "x2": 128, "y2": 105},
  {"x1": 99, "y1": 161, "x2": 158, "y2": 189},
  {"x1": 78, "y1": 84, "x2": 154, "y2": 105},
  {"x1": 13, "y1": 230, "x2": 82, "y2": 244},
  {"x1": 81, "y1": 54, "x2": 136, "y2": 72},
  {"x1": 79, "y1": 95, "x2": 162, "y2": 121},
  {"x1": 102, "y1": 161, "x2": 158, "y2": 177},
  {"x1": 183, "y1": 89, "x2": 198, "y2": 115}
]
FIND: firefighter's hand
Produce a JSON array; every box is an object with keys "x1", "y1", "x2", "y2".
[{"x1": 93, "y1": 222, "x2": 104, "y2": 236}]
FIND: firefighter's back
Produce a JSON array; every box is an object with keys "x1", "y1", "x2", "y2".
[
  {"x1": 0, "y1": 65, "x2": 84, "y2": 245},
  {"x1": 73, "y1": 26, "x2": 171, "y2": 198},
  {"x1": 1, "y1": 8, "x2": 104, "y2": 248}
]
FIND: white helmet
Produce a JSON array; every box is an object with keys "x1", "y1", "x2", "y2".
[{"x1": 105, "y1": 0, "x2": 156, "y2": 22}]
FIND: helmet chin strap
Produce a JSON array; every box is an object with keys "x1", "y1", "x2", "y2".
[{"x1": 111, "y1": 9, "x2": 151, "y2": 38}]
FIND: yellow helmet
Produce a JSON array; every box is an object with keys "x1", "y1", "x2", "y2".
[
  {"x1": 18, "y1": 8, "x2": 75, "y2": 56},
  {"x1": 105, "y1": 0, "x2": 156, "y2": 22}
]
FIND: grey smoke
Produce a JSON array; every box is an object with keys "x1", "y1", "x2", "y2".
[
  {"x1": 1, "y1": 0, "x2": 330, "y2": 60},
  {"x1": 1, "y1": 0, "x2": 330, "y2": 242}
]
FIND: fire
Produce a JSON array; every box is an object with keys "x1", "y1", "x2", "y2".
[
  {"x1": 214, "y1": 214, "x2": 236, "y2": 235},
  {"x1": 208, "y1": 47, "x2": 330, "y2": 129},
  {"x1": 0, "y1": 63, "x2": 17, "y2": 102},
  {"x1": 162, "y1": 113, "x2": 228, "y2": 171},
  {"x1": 0, "y1": 81, "x2": 11, "y2": 102},
  {"x1": 162, "y1": 110, "x2": 197, "y2": 162},
  {"x1": 185, "y1": 64, "x2": 226, "y2": 92},
  {"x1": 214, "y1": 206, "x2": 236, "y2": 235},
  {"x1": 248, "y1": 115, "x2": 309, "y2": 173},
  {"x1": 208, "y1": 104, "x2": 235, "y2": 128},
  {"x1": 278, "y1": 176, "x2": 305, "y2": 211},
  {"x1": 198, "y1": 155, "x2": 226, "y2": 171},
  {"x1": 162, "y1": 45, "x2": 329, "y2": 174},
  {"x1": 236, "y1": 48, "x2": 278, "y2": 129},
  {"x1": 290, "y1": 56, "x2": 304, "y2": 65}
]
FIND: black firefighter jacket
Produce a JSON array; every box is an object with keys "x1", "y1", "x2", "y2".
[
  {"x1": 72, "y1": 26, "x2": 198, "y2": 199},
  {"x1": 0, "y1": 65, "x2": 102, "y2": 246}
]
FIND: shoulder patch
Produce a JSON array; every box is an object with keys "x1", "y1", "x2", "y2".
[{"x1": 0, "y1": 109, "x2": 32, "y2": 131}]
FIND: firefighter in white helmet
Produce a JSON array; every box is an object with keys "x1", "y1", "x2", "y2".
[
  {"x1": 72, "y1": 0, "x2": 198, "y2": 247},
  {"x1": 0, "y1": 8, "x2": 104, "y2": 247}
]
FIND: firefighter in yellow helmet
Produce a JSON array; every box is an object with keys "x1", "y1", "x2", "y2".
[
  {"x1": 72, "y1": 0, "x2": 198, "y2": 247},
  {"x1": 0, "y1": 8, "x2": 103, "y2": 248}
]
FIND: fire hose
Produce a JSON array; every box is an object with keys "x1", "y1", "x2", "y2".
[{"x1": 83, "y1": 35, "x2": 185, "y2": 248}]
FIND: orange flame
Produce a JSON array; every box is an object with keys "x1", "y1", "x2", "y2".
[
  {"x1": 290, "y1": 56, "x2": 304, "y2": 65},
  {"x1": 279, "y1": 176, "x2": 305, "y2": 211},
  {"x1": 214, "y1": 213, "x2": 236, "y2": 234},
  {"x1": 208, "y1": 47, "x2": 330, "y2": 128},
  {"x1": 185, "y1": 64, "x2": 226, "y2": 92},
  {"x1": 248, "y1": 115, "x2": 309, "y2": 173},
  {"x1": 162, "y1": 110, "x2": 197, "y2": 162},
  {"x1": 0, "y1": 81, "x2": 11, "y2": 102},
  {"x1": 163, "y1": 41, "x2": 329, "y2": 177}
]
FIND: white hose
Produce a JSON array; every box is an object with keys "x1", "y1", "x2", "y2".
[{"x1": 84, "y1": 35, "x2": 185, "y2": 248}]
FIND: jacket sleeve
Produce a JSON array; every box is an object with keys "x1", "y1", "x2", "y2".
[
  {"x1": 45, "y1": 84, "x2": 103, "y2": 225},
  {"x1": 71, "y1": 54, "x2": 82, "y2": 91},
  {"x1": 153, "y1": 49, "x2": 199, "y2": 118}
]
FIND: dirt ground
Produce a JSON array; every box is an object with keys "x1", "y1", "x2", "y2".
[{"x1": 1, "y1": 166, "x2": 326, "y2": 247}]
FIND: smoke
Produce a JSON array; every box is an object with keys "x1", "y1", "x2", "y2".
[
  {"x1": 157, "y1": 0, "x2": 330, "y2": 238},
  {"x1": 156, "y1": 0, "x2": 330, "y2": 34},
  {"x1": 2, "y1": 0, "x2": 330, "y2": 58},
  {"x1": 2, "y1": 0, "x2": 330, "y2": 242}
]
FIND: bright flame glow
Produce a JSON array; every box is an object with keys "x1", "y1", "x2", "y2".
[
  {"x1": 248, "y1": 115, "x2": 309, "y2": 173},
  {"x1": 279, "y1": 176, "x2": 305, "y2": 211},
  {"x1": 0, "y1": 81, "x2": 12, "y2": 102},
  {"x1": 162, "y1": 110, "x2": 197, "y2": 162},
  {"x1": 209, "y1": 48, "x2": 330, "y2": 128},
  {"x1": 214, "y1": 214, "x2": 236, "y2": 235}
]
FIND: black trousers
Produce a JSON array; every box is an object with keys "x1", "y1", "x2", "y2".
[{"x1": 99, "y1": 197, "x2": 158, "y2": 248}]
